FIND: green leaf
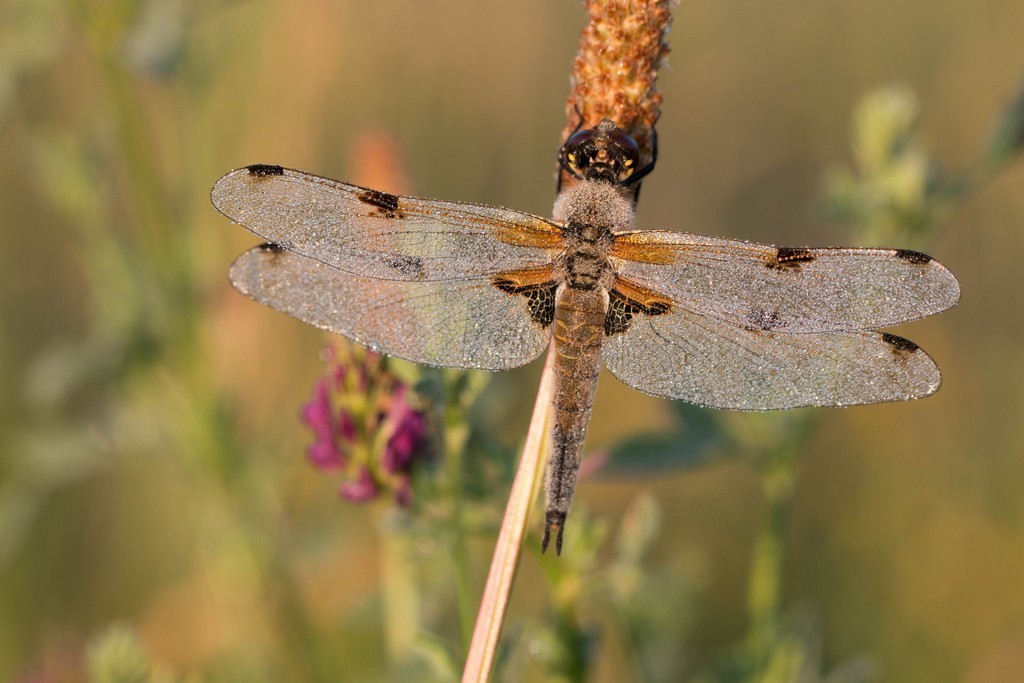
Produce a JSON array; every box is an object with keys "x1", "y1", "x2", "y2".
[
  {"x1": 987, "y1": 76, "x2": 1024, "y2": 165},
  {"x1": 599, "y1": 428, "x2": 728, "y2": 475},
  {"x1": 87, "y1": 625, "x2": 162, "y2": 683},
  {"x1": 595, "y1": 401, "x2": 731, "y2": 475}
]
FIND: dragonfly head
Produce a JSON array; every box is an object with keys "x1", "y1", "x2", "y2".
[{"x1": 561, "y1": 119, "x2": 640, "y2": 185}]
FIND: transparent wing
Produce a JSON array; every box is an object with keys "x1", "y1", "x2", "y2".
[
  {"x1": 610, "y1": 231, "x2": 960, "y2": 333},
  {"x1": 603, "y1": 306, "x2": 942, "y2": 409},
  {"x1": 230, "y1": 245, "x2": 552, "y2": 369},
  {"x1": 212, "y1": 165, "x2": 562, "y2": 282}
]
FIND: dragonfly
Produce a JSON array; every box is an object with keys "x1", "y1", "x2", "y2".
[{"x1": 211, "y1": 120, "x2": 960, "y2": 554}]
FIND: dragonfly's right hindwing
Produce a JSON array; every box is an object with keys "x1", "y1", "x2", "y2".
[{"x1": 230, "y1": 245, "x2": 552, "y2": 370}]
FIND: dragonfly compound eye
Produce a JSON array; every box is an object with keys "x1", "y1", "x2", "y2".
[
  {"x1": 563, "y1": 128, "x2": 598, "y2": 175},
  {"x1": 562, "y1": 121, "x2": 643, "y2": 184},
  {"x1": 607, "y1": 129, "x2": 640, "y2": 181}
]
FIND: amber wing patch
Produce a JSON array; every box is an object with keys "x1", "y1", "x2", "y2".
[
  {"x1": 493, "y1": 268, "x2": 558, "y2": 327},
  {"x1": 610, "y1": 232, "x2": 681, "y2": 264},
  {"x1": 493, "y1": 219, "x2": 564, "y2": 250},
  {"x1": 605, "y1": 278, "x2": 673, "y2": 335}
]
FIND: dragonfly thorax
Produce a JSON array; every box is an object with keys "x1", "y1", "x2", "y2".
[
  {"x1": 552, "y1": 179, "x2": 635, "y2": 231},
  {"x1": 551, "y1": 182, "x2": 626, "y2": 291}
]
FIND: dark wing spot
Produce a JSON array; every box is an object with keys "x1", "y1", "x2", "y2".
[
  {"x1": 777, "y1": 246, "x2": 815, "y2": 262},
  {"x1": 384, "y1": 254, "x2": 425, "y2": 279},
  {"x1": 605, "y1": 295, "x2": 633, "y2": 335},
  {"x1": 767, "y1": 246, "x2": 816, "y2": 272},
  {"x1": 256, "y1": 242, "x2": 287, "y2": 262},
  {"x1": 881, "y1": 332, "x2": 920, "y2": 354},
  {"x1": 247, "y1": 164, "x2": 284, "y2": 176},
  {"x1": 605, "y1": 289, "x2": 671, "y2": 336},
  {"x1": 646, "y1": 300, "x2": 671, "y2": 315},
  {"x1": 493, "y1": 279, "x2": 557, "y2": 327},
  {"x1": 357, "y1": 189, "x2": 403, "y2": 218},
  {"x1": 746, "y1": 308, "x2": 786, "y2": 331},
  {"x1": 259, "y1": 238, "x2": 295, "y2": 253},
  {"x1": 894, "y1": 249, "x2": 932, "y2": 265},
  {"x1": 256, "y1": 242, "x2": 288, "y2": 264},
  {"x1": 493, "y1": 279, "x2": 518, "y2": 295}
]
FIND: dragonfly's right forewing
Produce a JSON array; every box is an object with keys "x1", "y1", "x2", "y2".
[{"x1": 212, "y1": 165, "x2": 563, "y2": 283}]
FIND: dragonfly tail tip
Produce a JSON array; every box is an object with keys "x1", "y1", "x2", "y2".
[{"x1": 542, "y1": 512, "x2": 566, "y2": 556}]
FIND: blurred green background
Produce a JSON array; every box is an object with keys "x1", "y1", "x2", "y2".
[{"x1": 1, "y1": 1, "x2": 1023, "y2": 681}]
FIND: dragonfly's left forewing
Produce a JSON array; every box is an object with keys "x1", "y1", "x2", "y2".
[{"x1": 609, "y1": 231, "x2": 960, "y2": 333}]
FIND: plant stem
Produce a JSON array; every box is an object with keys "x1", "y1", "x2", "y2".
[
  {"x1": 378, "y1": 507, "x2": 421, "y2": 665},
  {"x1": 746, "y1": 414, "x2": 816, "y2": 662},
  {"x1": 462, "y1": 346, "x2": 554, "y2": 682},
  {"x1": 444, "y1": 401, "x2": 475, "y2": 654}
]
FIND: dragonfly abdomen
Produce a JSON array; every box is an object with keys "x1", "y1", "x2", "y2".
[{"x1": 543, "y1": 284, "x2": 608, "y2": 554}]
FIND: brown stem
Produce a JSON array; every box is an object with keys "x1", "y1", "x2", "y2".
[
  {"x1": 463, "y1": 2, "x2": 674, "y2": 679},
  {"x1": 558, "y1": 0, "x2": 674, "y2": 196}
]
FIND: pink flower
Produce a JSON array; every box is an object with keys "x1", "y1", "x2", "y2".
[
  {"x1": 302, "y1": 379, "x2": 333, "y2": 442},
  {"x1": 382, "y1": 386, "x2": 427, "y2": 476},
  {"x1": 339, "y1": 466, "x2": 378, "y2": 502},
  {"x1": 300, "y1": 342, "x2": 429, "y2": 507},
  {"x1": 301, "y1": 380, "x2": 345, "y2": 470}
]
